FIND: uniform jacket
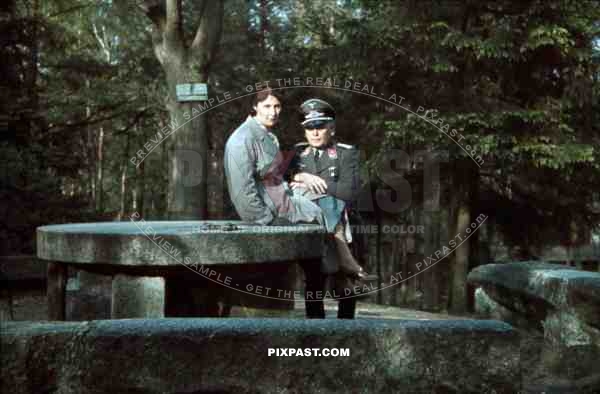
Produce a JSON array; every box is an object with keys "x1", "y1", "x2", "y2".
[
  {"x1": 224, "y1": 116, "x2": 322, "y2": 225},
  {"x1": 288, "y1": 141, "x2": 361, "y2": 257},
  {"x1": 289, "y1": 141, "x2": 361, "y2": 203}
]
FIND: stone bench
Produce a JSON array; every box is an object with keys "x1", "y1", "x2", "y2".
[
  {"x1": 36, "y1": 221, "x2": 325, "y2": 319},
  {"x1": 1, "y1": 318, "x2": 521, "y2": 394},
  {"x1": 468, "y1": 261, "x2": 600, "y2": 380}
]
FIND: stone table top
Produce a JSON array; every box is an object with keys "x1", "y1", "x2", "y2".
[{"x1": 37, "y1": 221, "x2": 325, "y2": 266}]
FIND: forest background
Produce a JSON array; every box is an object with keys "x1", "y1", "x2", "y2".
[{"x1": 2, "y1": 0, "x2": 599, "y2": 312}]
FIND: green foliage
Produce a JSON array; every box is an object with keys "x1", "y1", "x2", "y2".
[
  {"x1": 2, "y1": 0, "x2": 599, "y2": 255},
  {"x1": 352, "y1": 0, "x2": 600, "y2": 239}
]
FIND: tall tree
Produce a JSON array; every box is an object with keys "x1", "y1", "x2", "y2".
[{"x1": 138, "y1": 0, "x2": 224, "y2": 219}]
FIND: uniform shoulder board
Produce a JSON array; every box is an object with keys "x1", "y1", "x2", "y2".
[
  {"x1": 294, "y1": 142, "x2": 310, "y2": 156},
  {"x1": 336, "y1": 142, "x2": 356, "y2": 150}
]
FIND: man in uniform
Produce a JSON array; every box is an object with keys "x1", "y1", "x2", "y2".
[{"x1": 288, "y1": 98, "x2": 371, "y2": 319}]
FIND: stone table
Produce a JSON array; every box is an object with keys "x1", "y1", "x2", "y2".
[{"x1": 37, "y1": 221, "x2": 325, "y2": 320}]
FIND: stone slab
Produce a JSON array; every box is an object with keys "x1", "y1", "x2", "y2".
[
  {"x1": 1, "y1": 318, "x2": 521, "y2": 394},
  {"x1": 37, "y1": 221, "x2": 324, "y2": 266},
  {"x1": 468, "y1": 262, "x2": 600, "y2": 327},
  {"x1": 469, "y1": 263, "x2": 600, "y2": 379}
]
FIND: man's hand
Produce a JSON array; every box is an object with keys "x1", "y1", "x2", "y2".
[{"x1": 293, "y1": 172, "x2": 327, "y2": 194}]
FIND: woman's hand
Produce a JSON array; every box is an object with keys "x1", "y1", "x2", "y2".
[{"x1": 293, "y1": 172, "x2": 328, "y2": 194}]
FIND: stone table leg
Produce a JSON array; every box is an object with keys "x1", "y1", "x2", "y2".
[
  {"x1": 111, "y1": 274, "x2": 165, "y2": 318},
  {"x1": 47, "y1": 262, "x2": 67, "y2": 320}
]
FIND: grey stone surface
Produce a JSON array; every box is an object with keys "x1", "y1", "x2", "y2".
[
  {"x1": 37, "y1": 221, "x2": 324, "y2": 266},
  {"x1": 111, "y1": 275, "x2": 165, "y2": 318},
  {"x1": 1, "y1": 318, "x2": 521, "y2": 394},
  {"x1": 468, "y1": 262, "x2": 600, "y2": 327},
  {"x1": 469, "y1": 262, "x2": 600, "y2": 379},
  {"x1": 66, "y1": 272, "x2": 112, "y2": 321},
  {"x1": 37, "y1": 222, "x2": 324, "y2": 318},
  {"x1": 474, "y1": 288, "x2": 536, "y2": 330}
]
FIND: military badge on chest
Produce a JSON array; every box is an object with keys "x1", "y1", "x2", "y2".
[
  {"x1": 328, "y1": 165, "x2": 339, "y2": 180},
  {"x1": 325, "y1": 146, "x2": 339, "y2": 180}
]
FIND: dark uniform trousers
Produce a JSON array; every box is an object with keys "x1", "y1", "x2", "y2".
[{"x1": 300, "y1": 261, "x2": 356, "y2": 319}]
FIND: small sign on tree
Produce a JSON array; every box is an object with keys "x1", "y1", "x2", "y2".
[{"x1": 176, "y1": 83, "x2": 208, "y2": 102}]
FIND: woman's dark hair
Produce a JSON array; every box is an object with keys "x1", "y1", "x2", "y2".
[{"x1": 250, "y1": 88, "x2": 282, "y2": 115}]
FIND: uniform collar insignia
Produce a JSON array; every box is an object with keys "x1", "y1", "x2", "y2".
[{"x1": 327, "y1": 146, "x2": 337, "y2": 159}]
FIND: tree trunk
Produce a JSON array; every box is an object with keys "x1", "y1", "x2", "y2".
[
  {"x1": 135, "y1": 128, "x2": 146, "y2": 216},
  {"x1": 375, "y1": 194, "x2": 383, "y2": 305},
  {"x1": 400, "y1": 236, "x2": 408, "y2": 304},
  {"x1": 447, "y1": 8, "x2": 473, "y2": 313},
  {"x1": 390, "y1": 235, "x2": 398, "y2": 304},
  {"x1": 96, "y1": 126, "x2": 105, "y2": 214},
  {"x1": 569, "y1": 220, "x2": 582, "y2": 269},
  {"x1": 467, "y1": 165, "x2": 480, "y2": 311},
  {"x1": 166, "y1": 96, "x2": 207, "y2": 219},
  {"x1": 118, "y1": 128, "x2": 131, "y2": 220},
  {"x1": 448, "y1": 159, "x2": 472, "y2": 314},
  {"x1": 141, "y1": 0, "x2": 224, "y2": 220},
  {"x1": 160, "y1": 121, "x2": 168, "y2": 218},
  {"x1": 27, "y1": 0, "x2": 39, "y2": 125},
  {"x1": 207, "y1": 149, "x2": 224, "y2": 218},
  {"x1": 86, "y1": 92, "x2": 95, "y2": 206},
  {"x1": 422, "y1": 152, "x2": 442, "y2": 311}
]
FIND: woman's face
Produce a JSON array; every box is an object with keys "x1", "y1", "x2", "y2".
[{"x1": 253, "y1": 95, "x2": 281, "y2": 129}]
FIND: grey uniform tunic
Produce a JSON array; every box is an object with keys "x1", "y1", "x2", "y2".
[
  {"x1": 288, "y1": 141, "x2": 362, "y2": 274},
  {"x1": 224, "y1": 116, "x2": 323, "y2": 226},
  {"x1": 289, "y1": 142, "x2": 360, "y2": 234},
  {"x1": 289, "y1": 142, "x2": 361, "y2": 203}
]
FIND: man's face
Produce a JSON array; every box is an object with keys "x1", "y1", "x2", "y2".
[
  {"x1": 253, "y1": 95, "x2": 281, "y2": 128},
  {"x1": 304, "y1": 121, "x2": 334, "y2": 148}
]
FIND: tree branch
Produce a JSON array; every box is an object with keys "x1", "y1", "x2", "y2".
[
  {"x1": 191, "y1": 0, "x2": 223, "y2": 69},
  {"x1": 165, "y1": 0, "x2": 182, "y2": 45},
  {"x1": 48, "y1": 3, "x2": 95, "y2": 18},
  {"x1": 92, "y1": 22, "x2": 111, "y2": 63},
  {"x1": 113, "y1": 108, "x2": 149, "y2": 136},
  {"x1": 45, "y1": 100, "x2": 144, "y2": 136},
  {"x1": 137, "y1": 0, "x2": 181, "y2": 65},
  {"x1": 138, "y1": 0, "x2": 165, "y2": 30},
  {"x1": 191, "y1": 0, "x2": 208, "y2": 45}
]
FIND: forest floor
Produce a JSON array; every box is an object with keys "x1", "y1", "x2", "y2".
[{"x1": 1, "y1": 288, "x2": 595, "y2": 394}]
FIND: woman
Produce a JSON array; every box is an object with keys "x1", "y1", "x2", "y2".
[
  {"x1": 224, "y1": 89, "x2": 331, "y2": 318},
  {"x1": 224, "y1": 89, "x2": 322, "y2": 226}
]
